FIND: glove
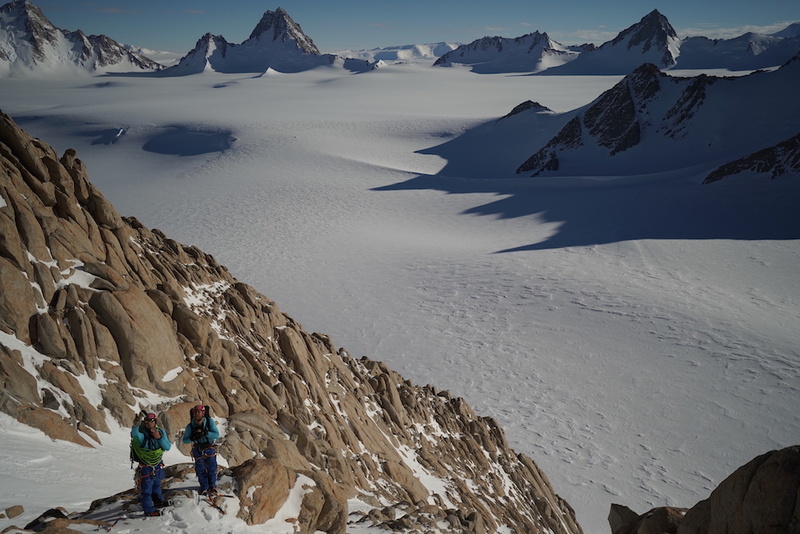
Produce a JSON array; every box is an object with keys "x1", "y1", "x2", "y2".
[{"x1": 133, "y1": 410, "x2": 146, "y2": 425}]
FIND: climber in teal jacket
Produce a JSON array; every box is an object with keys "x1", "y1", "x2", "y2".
[
  {"x1": 131, "y1": 412, "x2": 171, "y2": 516},
  {"x1": 182, "y1": 405, "x2": 221, "y2": 495}
]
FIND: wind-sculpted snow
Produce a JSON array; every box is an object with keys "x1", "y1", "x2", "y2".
[{"x1": 1, "y1": 54, "x2": 798, "y2": 533}]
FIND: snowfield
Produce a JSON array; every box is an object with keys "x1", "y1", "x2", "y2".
[{"x1": 1, "y1": 61, "x2": 798, "y2": 534}]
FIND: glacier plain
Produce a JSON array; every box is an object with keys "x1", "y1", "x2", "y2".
[{"x1": 1, "y1": 62, "x2": 798, "y2": 533}]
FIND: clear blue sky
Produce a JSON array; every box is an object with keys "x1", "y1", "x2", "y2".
[{"x1": 35, "y1": 0, "x2": 800, "y2": 53}]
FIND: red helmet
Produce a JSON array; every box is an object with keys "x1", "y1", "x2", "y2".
[
  {"x1": 192, "y1": 405, "x2": 206, "y2": 415},
  {"x1": 145, "y1": 412, "x2": 157, "y2": 421}
]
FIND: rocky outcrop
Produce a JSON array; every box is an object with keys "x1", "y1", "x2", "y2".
[
  {"x1": 517, "y1": 63, "x2": 662, "y2": 175},
  {"x1": 610, "y1": 445, "x2": 800, "y2": 534},
  {"x1": 0, "y1": 108, "x2": 583, "y2": 533},
  {"x1": 703, "y1": 132, "x2": 800, "y2": 183},
  {"x1": 499, "y1": 100, "x2": 553, "y2": 120}
]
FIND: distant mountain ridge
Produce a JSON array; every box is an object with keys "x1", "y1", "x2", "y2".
[
  {"x1": 439, "y1": 9, "x2": 800, "y2": 74},
  {"x1": 537, "y1": 10, "x2": 681, "y2": 75},
  {"x1": 332, "y1": 42, "x2": 459, "y2": 64},
  {"x1": 432, "y1": 31, "x2": 583, "y2": 74},
  {"x1": 514, "y1": 55, "x2": 800, "y2": 180},
  {"x1": 676, "y1": 31, "x2": 800, "y2": 70},
  {"x1": 166, "y1": 7, "x2": 373, "y2": 75},
  {"x1": 1, "y1": 1, "x2": 798, "y2": 77},
  {"x1": 0, "y1": 0, "x2": 162, "y2": 76}
]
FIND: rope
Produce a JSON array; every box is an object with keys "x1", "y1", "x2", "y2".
[{"x1": 131, "y1": 438, "x2": 165, "y2": 466}]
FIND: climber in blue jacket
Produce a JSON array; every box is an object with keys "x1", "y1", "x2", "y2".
[
  {"x1": 131, "y1": 412, "x2": 171, "y2": 516},
  {"x1": 182, "y1": 405, "x2": 221, "y2": 495}
]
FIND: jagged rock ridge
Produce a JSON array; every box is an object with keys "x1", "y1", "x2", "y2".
[
  {"x1": 0, "y1": 109, "x2": 583, "y2": 533},
  {"x1": 0, "y1": 0, "x2": 163, "y2": 75},
  {"x1": 167, "y1": 8, "x2": 372, "y2": 75},
  {"x1": 703, "y1": 132, "x2": 800, "y2": 183}
]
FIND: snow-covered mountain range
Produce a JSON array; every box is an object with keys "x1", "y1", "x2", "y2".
[
  {"x1": 2, "y1": 2, "x2": 798, "y2": 77},
  {"x1": 438, "y1": 9, "x2": 799, "y2": 74},
  {"x1": 0, "y1": 0, "x2": 162, "y2": 76}
]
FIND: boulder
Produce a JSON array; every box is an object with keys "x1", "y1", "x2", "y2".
[
  {"x1": 678, "y1": 446, "x2": 800, "y2": 534},
  {"x1": 16, "y1": 405, "x2": 93, "y2": 448},
  {"x1": 233, "y1": 458, "x2": 292, "y2": 525}
]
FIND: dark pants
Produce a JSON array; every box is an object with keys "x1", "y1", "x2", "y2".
[
  {"x1": 139, "y1": 463, "x2": 165, "y2": 514},
  {"x1": 192, "y1": 445, "x2": 218, "y2": 492}
]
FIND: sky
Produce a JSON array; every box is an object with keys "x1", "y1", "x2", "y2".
[{"x1": 31, "y1": 0, "x2": 800, "y2": 54}]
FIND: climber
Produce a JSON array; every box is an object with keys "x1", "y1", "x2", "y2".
[
  {"x1": 130, "y1": 412, "x2": 171, "y2": 517},
  {"x1": 182, "y1": 404, "x2": 221, "y2": 496}
]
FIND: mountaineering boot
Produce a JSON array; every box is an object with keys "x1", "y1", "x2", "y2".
[{"x1": 145, "y1": 510, "x2": 161, "y2": 517}]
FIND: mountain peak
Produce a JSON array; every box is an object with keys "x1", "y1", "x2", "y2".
[
  {"x1": 611, "y1": 9, "x2": 678, "y2": 49},
  {"x1": 0, "y1": 0, "x2": 163, "y2": 74},
  {"x1": 248, "y1": 7, "x2": 320, "y2": 55},
  {"x1": 773, "y1": 21, "x2": 800, "y2": 39}
]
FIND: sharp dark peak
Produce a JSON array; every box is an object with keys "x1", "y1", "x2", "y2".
[
  {"x1": 189, "y1": 32, "x2": 229, "y2": 54},
  {"x1": 625, "y1": 62, "x2": 667, "y2": 100},
  {"x1": 248, "y1": 7, "x2": 320, "y2": 54},
  {"x1": 611, "y1": 9, "x2": 678, "y2": 47},
  {"x1": 629, "y1": 62, "x2": 665, "y2": 78},
  {"x1": 2, "y1": 0, "x2": 51, "y2": 24}
]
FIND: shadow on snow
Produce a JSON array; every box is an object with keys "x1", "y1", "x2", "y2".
[{"x1": 373, "y1": 139, "x2": 800, "y2": 253}]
